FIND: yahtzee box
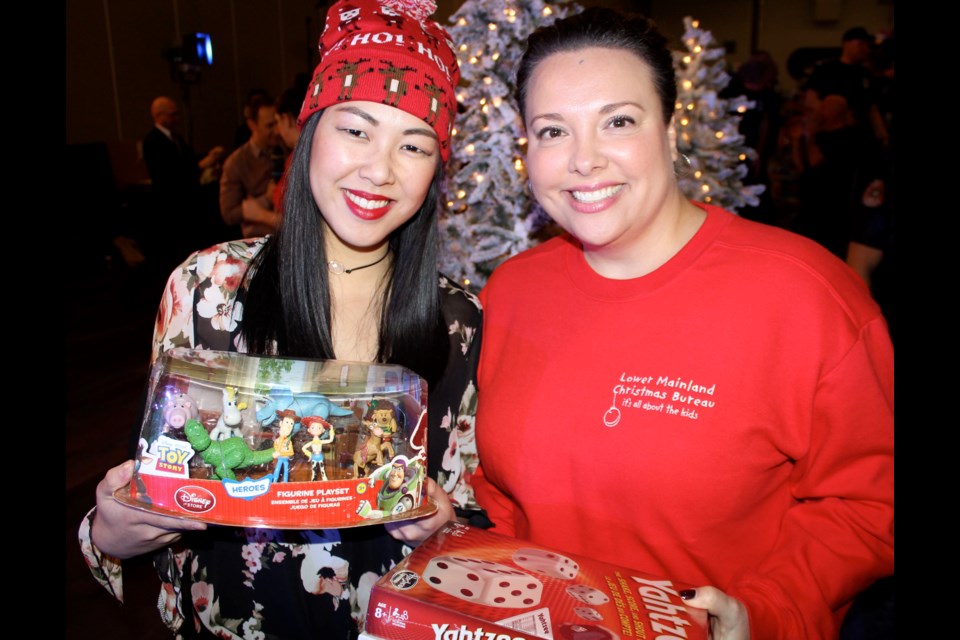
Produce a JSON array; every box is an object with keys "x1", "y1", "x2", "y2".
[
  {"x1": 114, "y1": 347, "x2": 432, "y2": 528},
  {"x1": 364, "y1": 522, "x2": 708, "y2": 640}
]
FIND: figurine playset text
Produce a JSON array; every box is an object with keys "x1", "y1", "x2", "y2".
[
  {"x1": 364, "y1": 523, "x2": 708, "y2": 640},
  {"x1": 115, "y1": 348, "x2": 432, "y2": 528}
]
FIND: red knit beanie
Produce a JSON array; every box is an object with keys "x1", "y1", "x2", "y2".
[{"x1": 298, "y1": 0, "x2": 460, "y2": 161}]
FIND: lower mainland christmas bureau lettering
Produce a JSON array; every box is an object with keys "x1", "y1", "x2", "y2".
[{"x1": 362, "y1": 522, "x2": 707, "y2": 640}]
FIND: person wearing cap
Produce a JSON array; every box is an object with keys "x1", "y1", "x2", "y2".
[
  {"x1": 804, "y1": 26, "x2": 888, "y2": 148},
  {"x1": 302, "y1": 416, "x2": 336, "y2": 481},
  {"x1": 79, "y1": 1, "x2": 484, "y2": 637},
  {"x1": 272, "y1": 409, "x2": 300, "y2": 482}
]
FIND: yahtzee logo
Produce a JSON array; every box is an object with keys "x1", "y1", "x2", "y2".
[{"x1": 175, "y1": 486, "x2": 216, "y2": 513}]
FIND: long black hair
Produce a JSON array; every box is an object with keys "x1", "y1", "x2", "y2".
[
  {"x1": 240, "y1": 111, "x2": 449, "y2": 386},
  {"x1": 515, "y1": 7, "x2": 677, "y2": 126}
]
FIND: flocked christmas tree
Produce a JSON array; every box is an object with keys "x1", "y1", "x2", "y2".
[
  {"x1": 439, "y1": 0, "x2": 581, "y2": 288},
  {"x1": 673, "y1": 16, "x2": 764, "y2": 211},
  {"x1": 440, "y1": 7, "x2": 762, "y2": 288}
]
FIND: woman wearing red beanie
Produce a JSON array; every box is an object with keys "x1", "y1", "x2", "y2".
[{"x1": 79, "y1": 2, "x2": 484, "y2": 637}]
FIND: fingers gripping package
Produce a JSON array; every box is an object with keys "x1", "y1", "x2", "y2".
[
  {"x1": 114, "y1": 347, "x2": 432, "y2": 528},
  {"x1": 364, "y1": 523, "x2": 707, "y2": 640}
]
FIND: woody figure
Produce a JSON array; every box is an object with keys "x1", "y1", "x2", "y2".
[{"x1": 272, "y1": 408, "x2": 299, "y2": 483}]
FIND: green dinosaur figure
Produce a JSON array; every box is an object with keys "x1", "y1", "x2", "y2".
[{"x1": 184, "y1": 419, "x2": 276, "y2": 481}]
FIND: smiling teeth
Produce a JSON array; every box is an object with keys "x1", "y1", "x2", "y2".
[
  {"x1": 571, "y1": 185, "x2": 623, "y2": 203},
  {"x1": 345, "y1": 191, "x2": 390, "y2": 209}
]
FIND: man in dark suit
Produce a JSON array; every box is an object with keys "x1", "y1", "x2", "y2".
[
  {"x1": 143, "y1": 96, "x2": 226, "y2": 262},
  {"x1": 144, "y1": 96, "x2": 223, "y2": 196}
]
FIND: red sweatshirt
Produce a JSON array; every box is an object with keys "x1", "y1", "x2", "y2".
[{"x1": 473, "y1": 205, "x2": 893, "y2": 639}]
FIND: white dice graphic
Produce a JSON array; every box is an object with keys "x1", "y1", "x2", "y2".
[
  {"x1": 423, "y1": 555, "x2": 543, "y2": 608},
  {"x1": 512, "y1": 548, "x2": 580, "y2": 580},
  {"x1": 574, "y1": 606, "x2": 604, "y2": 622},
  {"x1": 565, "y1": 584, "x2": 610, "y2": 605}
]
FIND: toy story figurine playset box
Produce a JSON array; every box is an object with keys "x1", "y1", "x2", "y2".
[
  {"x1": 113, "y1": 347, "x2": 433, "y2": 528},
  {"x1": 363, "y1": 522, "x2": 708, "y2": 640}
]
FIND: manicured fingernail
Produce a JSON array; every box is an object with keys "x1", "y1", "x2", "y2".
[{"x1": 680, "y1": 589, "x2": 696, "y2": 600}]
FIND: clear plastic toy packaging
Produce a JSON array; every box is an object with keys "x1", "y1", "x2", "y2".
[{"x1": 114, "y1": 347, "x2": 432, "y2": 528}]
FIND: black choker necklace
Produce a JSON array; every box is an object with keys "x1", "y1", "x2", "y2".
[{"x1": 327, "y1": 249, "x2": 390, "y2": 275}]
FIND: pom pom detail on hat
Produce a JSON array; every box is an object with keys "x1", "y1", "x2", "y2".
[
  {"x1": 381, "y1": 0, "x2": 436, "y2": 23},
  {"x1": 298, "y1": 0, "x2": 460, "y2": 161}
]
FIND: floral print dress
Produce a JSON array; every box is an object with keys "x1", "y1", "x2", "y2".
[{"x1": 79, "y1": 238, "x2": 485, "y2": 639}]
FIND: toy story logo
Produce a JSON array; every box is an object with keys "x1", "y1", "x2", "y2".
[{"x1": 139, "y1": 435, "x2": 195, "y2": 478}]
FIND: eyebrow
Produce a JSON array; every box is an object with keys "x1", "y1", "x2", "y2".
[
  {"x1": 530, "y1": 101, "x2": 646, "y2": 124},
  {"x1": 335, "y1": 105, "x2": 437, "y2": 139},
  {"x1": 600, "y1": 101, "x2": 644, "y2": 114}
]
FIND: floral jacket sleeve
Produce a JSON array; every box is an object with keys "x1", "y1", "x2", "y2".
[
  {"x1": 77, "y1": 239, "x2": 264, "y2": 609},
  {"x1": 78, "y1": 239, "x2": 486, "y2": 638}
]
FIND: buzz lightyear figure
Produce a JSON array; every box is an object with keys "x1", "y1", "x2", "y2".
[{"x1": 355, "y1": 455, "x2": 424, "y2": 518}]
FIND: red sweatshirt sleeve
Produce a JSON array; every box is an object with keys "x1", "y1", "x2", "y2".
[{"x1": 727, "y1": 316, "x2": 894, "y2": 639}]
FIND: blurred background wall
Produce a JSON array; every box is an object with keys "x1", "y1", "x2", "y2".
[{"x1": 66, "y1": 0, "x2": 894, "y2": 154}]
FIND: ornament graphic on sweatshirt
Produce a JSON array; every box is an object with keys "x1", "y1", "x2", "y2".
[{"x1": 603, "y1": 390, "x2": 621, "y2": 428}]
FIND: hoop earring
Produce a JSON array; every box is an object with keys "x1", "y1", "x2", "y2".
[{"x1": 674, "y1": 153, "x2": 692, "y2": 177}]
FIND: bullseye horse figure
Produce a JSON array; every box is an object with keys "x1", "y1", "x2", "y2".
[
  {"x1": 352, "y1": 400, "x2": 400, "y2": 477},
  {"x1": 353, "y1": 424, "x2": 395, "y2": 478}
]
